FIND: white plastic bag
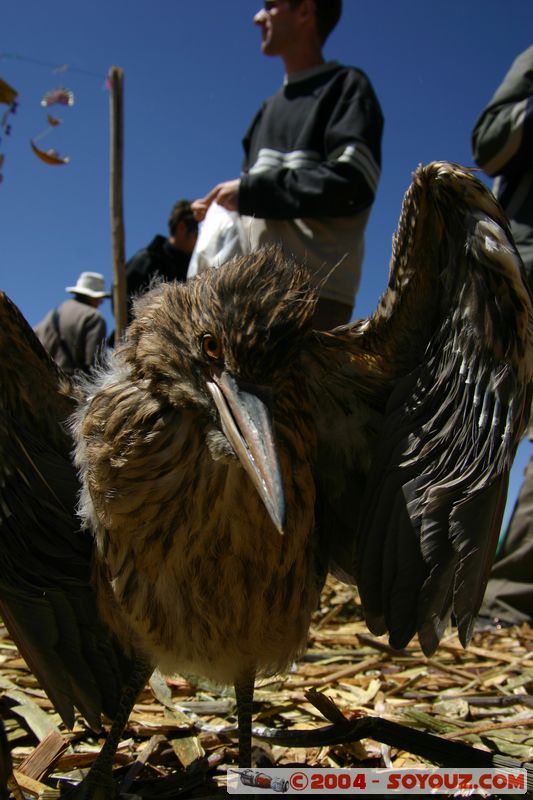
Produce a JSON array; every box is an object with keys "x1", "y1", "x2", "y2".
[{"x1": 187, "y1": 203, "x2": 246, "y2": 278}]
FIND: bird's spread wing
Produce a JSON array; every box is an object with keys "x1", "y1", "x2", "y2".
[
  {"x1": 307, "y1": 162, "x2": 533, "y2": 656},
  {"x1": 0, "y1": 292, "x2": 132, "y2": 729}
]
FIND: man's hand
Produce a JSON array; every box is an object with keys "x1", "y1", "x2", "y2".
[
  {"x1": 191, "y1": 199, "x2": 209, "y2": 222},
  {"x1": 208, "y1": 179, "x2": 241, "y2": 211},
  {"x1": 192, "y1": 179, "x2": 241, "y2": 221}
]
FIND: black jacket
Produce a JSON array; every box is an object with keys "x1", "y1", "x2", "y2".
[
  {"x1": 239, "y1": 62, "x2": 383, "y2": 220},
  {"x1": 125, "y1": 235, "x2": 191, "y2": 321},
  {"x1": 471, "y1": 46, "x2": 533, "y2": 278}
]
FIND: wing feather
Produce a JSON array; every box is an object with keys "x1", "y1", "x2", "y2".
[
  {"x1": 0, "y1": 291, "x2": 132, "y2": 728},
  {"x1": 307, "y1": 163, "x2": 533, "y2": 656}
]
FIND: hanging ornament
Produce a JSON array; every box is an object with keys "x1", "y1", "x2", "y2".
[
  {"x1": 31, "y1": 85, "x2": 74, "y2": 166},
  {"x1": 40, "y1": 87, "x2": 74, "y2": 107},
  {"x1": 30, "y1": 139, "x2": 70, "y2": 165},
  {"x1": 0, "y1": 77, "x2": 18, "y2": 183}
]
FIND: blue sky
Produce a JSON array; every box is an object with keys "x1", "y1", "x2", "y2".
[{"x1": 1, "y1": 0, "x2": 532, "y2": 533}]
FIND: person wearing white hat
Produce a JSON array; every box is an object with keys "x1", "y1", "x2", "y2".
[{"x1": 34, "y1": 272, "x2": 111, "y2": 374}]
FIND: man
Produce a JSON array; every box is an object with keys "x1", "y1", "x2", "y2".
[
  {"x1": 193, "y1": 0, "x2": 383, "y2": 329},
  {"x1": 125, "y1": 199, "x2": 198, "y2": 323},
  {"x1": 472, "y1": 46, "x2": 533, "y2": 284},
  {"x1": 471, "y1": 45, "x2": 533, "y2": 626},
  {"x1": 34, "y1": 271, "x2": 110, "y2": 374}
]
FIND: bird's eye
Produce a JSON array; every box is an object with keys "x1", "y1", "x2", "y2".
[{"x1": 201, "y1": 334, "x2": 222, "y2": 361}]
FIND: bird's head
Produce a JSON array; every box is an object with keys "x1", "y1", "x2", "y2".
[{"x1": 116, "y1": 247, "x2": 317, "y2": 533}]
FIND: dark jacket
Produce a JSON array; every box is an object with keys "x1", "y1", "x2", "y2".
[
  {"x1": 239, "y1": 62, "x2": 383, "y2": 220},
  {"x1": 125, "y1": 235, "x2": 191, "y2": 321},
  {"x1": 237, "y1": 61, "x2": 384, "y2": 306},
  {"x1": 472, "y1": 45, "x2": 533, "y2": 279}
]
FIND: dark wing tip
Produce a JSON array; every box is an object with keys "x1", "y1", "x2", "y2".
[
  {"x1": 351, "y1": 161, "x2": 533, "y2": 656},
  {"x1": 0, "y1": 291, "x2": 133, "y2": 730}
]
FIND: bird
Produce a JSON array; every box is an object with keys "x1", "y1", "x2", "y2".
[{"x1": 0, "y1": 162, "x2": 531, "y2": 797}]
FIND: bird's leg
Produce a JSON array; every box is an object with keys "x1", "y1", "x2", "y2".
[
  {"x1": 66, "y1": 659, "x2": 153, "y2": 799},
  {"x1": 234, "y1": 670, "x2": 256, "y2": 768}
]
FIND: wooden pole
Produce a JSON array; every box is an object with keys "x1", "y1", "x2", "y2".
[{"x1": 109, "y1": 66, "x2": 127, "y2": 342}]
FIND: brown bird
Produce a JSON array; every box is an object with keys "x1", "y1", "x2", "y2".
[{"x1": 0, "y1": 162, "x2": 531, "y2": 797}]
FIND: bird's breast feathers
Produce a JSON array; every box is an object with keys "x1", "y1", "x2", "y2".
[{"x1": 75, "y1": 377, "x2": 319, "y2": 684}]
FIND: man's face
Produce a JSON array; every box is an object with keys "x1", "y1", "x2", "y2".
[
  {"x1": 173, "y1": 222, "x2": 198, "y2": 254},
  {"x1": 254, "y1": 1, "x2": 301, "y2": 57}
]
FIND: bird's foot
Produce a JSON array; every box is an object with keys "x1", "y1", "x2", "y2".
[{"x1": 251, "y1": 744, "x2": 275, "y2": 767}]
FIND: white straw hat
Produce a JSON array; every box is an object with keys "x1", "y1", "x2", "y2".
[{"x1": 65, "y1": 272, "x2": 111, "y2": 299}]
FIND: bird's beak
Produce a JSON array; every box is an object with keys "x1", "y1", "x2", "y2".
[{"x1": 207, "y1": 371, "x2": 285, "y2": 534}]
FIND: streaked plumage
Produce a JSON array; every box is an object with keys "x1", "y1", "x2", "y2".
[
  {"x1": 73, "y1": 250, "x2": 320, "y2": 689},
  {"x1": 0, "y1": 162, "x2": 531, "y2": 791}
]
